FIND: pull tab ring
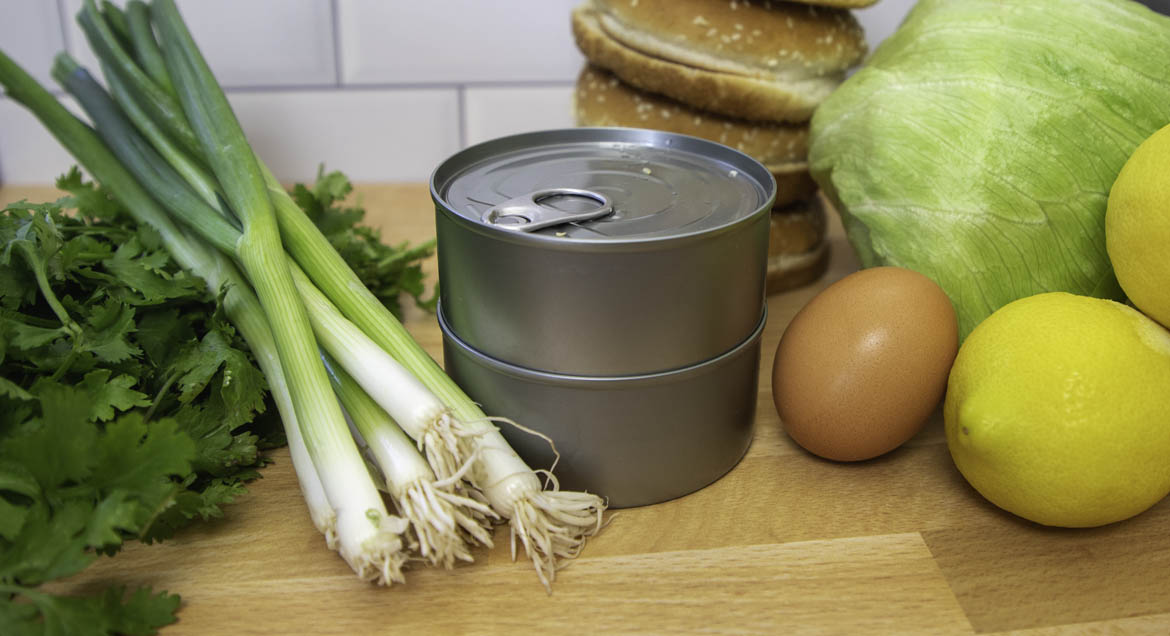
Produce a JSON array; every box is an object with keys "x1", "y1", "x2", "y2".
[{"x1": 482, "y1": 188, "x2": 613, "y2": 232}]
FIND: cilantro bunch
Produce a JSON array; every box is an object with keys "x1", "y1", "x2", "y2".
[{"x1": 0, "y1": 170, "x2": 432, "y2": 635}]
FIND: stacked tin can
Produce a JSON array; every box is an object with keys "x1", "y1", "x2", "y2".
[{"x1": 430, "y1": 128, "x2": 776, "y2": 508}]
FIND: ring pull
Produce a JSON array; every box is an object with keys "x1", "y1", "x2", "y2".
[{"x1": 482, "y1": 188, "x2": 613, "y2": 232}]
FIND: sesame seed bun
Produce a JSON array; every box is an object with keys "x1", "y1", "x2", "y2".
[
  {"x1": 574, "y1": 65, "x2": 817, "y2": 206},
  {"x1": 571, "y1": 1, "x2": 866, "y2": 123},
  {"x1": 768, "y1": 196, "x2": 830, "y2": 294}
]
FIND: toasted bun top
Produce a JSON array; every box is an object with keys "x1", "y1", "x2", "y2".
[
  {"x1": 572, "y1": 5, "x2": 838, "y2": 123},
  {"x1": 593, "y1": 0, "x2": 867, "y2": 81},
  {"x1": 574, "y1": 65, "x2": 809, "y2": 173}
]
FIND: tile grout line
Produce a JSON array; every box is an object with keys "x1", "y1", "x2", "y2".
[
  {"x1": 214, "y1": 80, "x2": 576, "y2": 94},
  {"x1": 329, "y1": 0, "x2": 343, "y2": 87},
  {"x1": 456, "y1": 84, "x2": 467, "y2": 149},
  {"x1": 56, "y1": 0, "x2": 72, "y2": 52}
]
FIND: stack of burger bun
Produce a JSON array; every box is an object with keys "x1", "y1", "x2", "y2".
[{"x1": 571, "y1": 0, "x2": 875, "y2": 293}]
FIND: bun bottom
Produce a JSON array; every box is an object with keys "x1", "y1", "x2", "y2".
[
  {"x1": 767, "y1": 197, "x2": 829, "y2": 295},
  {"x1": 574, "y1": 65, "x2": 817, "y2": 207}
]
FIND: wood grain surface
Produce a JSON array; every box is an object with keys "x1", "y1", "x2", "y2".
[{"x1": 4, "y1": 182, "x2": 1170, "y2": 635}]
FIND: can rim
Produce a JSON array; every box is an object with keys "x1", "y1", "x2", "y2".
[
  {"x1": 429, "y1": 127, "x2": 778, "y2": 250},
  {"x1": 437, "y1": 300, "x2": 767, "y2": 386}
]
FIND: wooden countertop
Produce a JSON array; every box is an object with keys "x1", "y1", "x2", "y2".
[{"x1": 5, "y1": 182, "x2": 1170, "y2": 635}]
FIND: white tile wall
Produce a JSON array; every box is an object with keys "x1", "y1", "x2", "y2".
[
  {"x1": 854, "y1": 0, "x2": 917, "y2": 51},
  {"x1": 464, "y1": 85, "x2": 576, "y2": 146},
  {"x1": 0, "y1": 97, "x2": 79, "y2": 184},
  {"x1": 0, "y1": 1, "x2": 65, "y2": 89},
  {"x1": 228, "y1": 88, "x2": 460, "y2": 183},
  {"x1": 60, "y1": 0, "x2": 338, "y2": 88},
  {"x1": 338, "y1": 0, "x2": 585, "y2": 85},
  {"x1": 1, "y1": 0, "x2": 921, "y2": 186}
]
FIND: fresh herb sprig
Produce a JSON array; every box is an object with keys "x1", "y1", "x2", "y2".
[{"x1": 0, "y1": 168, "x2": 432, "y2": 635}]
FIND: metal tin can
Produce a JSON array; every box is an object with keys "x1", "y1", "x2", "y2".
[
  {"x1": 430, "y1": 127, "x2": 775, "y2": 376},
  {"x1": 438, "y1": 303, "x2": 765, "y2": 508},
  {"x1": 430, "y1": 128, "x2": 775, "y2": 506}
]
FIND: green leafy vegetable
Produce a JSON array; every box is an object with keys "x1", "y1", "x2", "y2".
[
  {"x1": 291, "y1": 170, "x2": 436, "y2": 318},
  {"x1": 808, "y1": 0, "x2": 1170, "y2": 338},
  {"x1": 0, "y1": 169, "x2": 433, "y2": 633},
  {"x1": 0, "y1": 174, "x2": 266, "y2": 634},
  {"x1": 1, "y1": 0, "x2": 597, "y2": 616}
]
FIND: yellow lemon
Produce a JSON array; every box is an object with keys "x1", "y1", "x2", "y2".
[
  {"x1": 944, "y1": 292, "x2": 1170, "y2": 527},
  {"x1": 1107, "y1": 123, "x2": 1170, "y2": 329}
]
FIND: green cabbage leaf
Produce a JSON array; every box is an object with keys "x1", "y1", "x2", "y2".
[{"x1": 809, "y1": 0, "x2": 1170, "y2": 338}]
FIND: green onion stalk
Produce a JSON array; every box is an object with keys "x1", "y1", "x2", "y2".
[
  {"x1": 139, "y1": 0, "x2": 607, "y2": 587},
  {"x1": 321, "y1": 351, "x2": 496, "y2": 569},
  {"x1": 0, "y1": 48, "x2": 349, "y2": 566},
  {"x1": 263, "y1": 163, "x2": 607, "y2": 588},
  {"x1": 133, "y1": 0, "x2": 408, "y2": 583},
  {"x1": 3, "y1": 0, "x2": 608, "y2": 589},
  {"x1": 51, "y1": 49, "x2": 492, "y2": 578}
]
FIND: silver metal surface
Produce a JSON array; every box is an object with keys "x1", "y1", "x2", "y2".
[
  {"x1": 431, "y1": 127, "x2": 775, "y2": 376},
  {"x1": 438, "y1": 302, "x2": 765, "y2": 508},
  {"x1": 482, "y1": 188, "x2": 613, "y2": 232}
]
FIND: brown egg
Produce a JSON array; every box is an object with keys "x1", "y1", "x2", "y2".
[{"x1": 771, "y1": 266, "x2": 958, "y2": 462}]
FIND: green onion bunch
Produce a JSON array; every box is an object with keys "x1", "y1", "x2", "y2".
[{"x1": 0, "y1": 0, "x2": 604, "y2": 590}]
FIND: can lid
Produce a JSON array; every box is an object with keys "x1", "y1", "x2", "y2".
[{"x1": 431, "y1": 128, "x2": 775, "y2": 242}]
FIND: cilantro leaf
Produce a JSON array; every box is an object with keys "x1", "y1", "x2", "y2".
[
  {"x1": 134, "y1": 307, "x2": 196, "y2": 370},
  {"x1": 101, "y1": 586, "x2": 182, "y2": 636},
  {"x1": 0, "y1": 499, "x2": 98, "y2": 585},
  {"x1": 56, "y1": 166, "x2": 123, "y2": 221},
  {"x1": 80, "y1": 299, "x2": 141, "y2": 364},
  {"x1": 87, "y1": 414, "x2": 195, "y2": 512},
  {"x1": 101, "y1": 236, "x2": 203, "y2": 305},
  {"x1": 0, "y1": 585, "x2": 179, "y2": 636},
  {"x1": 2, "y1": 168, "x2": 436, "y2": 633},
  {"x1": 77, "y1": 370, "x2": 151, "y2": 422},
  {"x1": 2, "y1": 318, "x2": 68, "y2": 351},
  {"x1": 4, "y1": 381, "x2": 99, "y2": 495}
]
